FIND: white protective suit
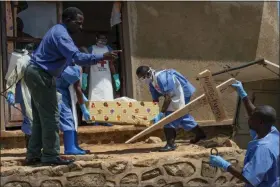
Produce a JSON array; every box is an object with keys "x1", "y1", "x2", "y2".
[{"x1": 5, "y1": 50, "x2": 33, "y2": 121}]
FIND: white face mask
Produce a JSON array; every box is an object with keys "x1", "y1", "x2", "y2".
[
  {"x1": 143, "y1": 78, "x2": 152, "y2": 84},
  {"x1": 139, "y1": 68, "x2": 155, "y2": 85}
]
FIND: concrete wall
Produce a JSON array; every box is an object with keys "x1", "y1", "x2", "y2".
[{"x1": 125, "y1": 2, "x2": 279, "y2": 122}]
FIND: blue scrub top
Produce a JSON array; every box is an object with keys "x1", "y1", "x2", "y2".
[
  {"x1": 243, "y1": 126, "x2": 280, "y2": 187},
  {"x1": 149, "y1": 69, "x2": 196, "y2": 102},
  {"x1": 56, "y1": 65, "x2": 81, "y2": 103},
  {"x1": 30, "y1": 24, "x2": 103, "y2": 77}
]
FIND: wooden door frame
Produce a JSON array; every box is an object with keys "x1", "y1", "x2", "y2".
[
  {"x1": 0, "y1": 2, "x2": 6, "y2": 131},
  {"x1": 120, "y1": 2, "x2": 133, "y2": 98}
]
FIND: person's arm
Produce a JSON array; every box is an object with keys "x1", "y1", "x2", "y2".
[
  {"x1": 227, "y1": 166, "x2": 252, "y2": 185},
  {"x1": 73, "y1": 75, "x2": 90, "y2": 121},
  {"x1": 149, "y1": 84, "x2": 161, "y2": 102},
  {"x1": 57, "y1": 36, "x2": 118, "y2": 66},
  {"x1": 73, "y1": 80, "x2": 84, "y2": 105},
  {"x1": 161, "y1": 95, "x2": 172, "y2": 113},
  {"x1": 107, "y1": 46, "x2": 117, "y2": 74},
  {"x1": 210, "y1": 146, "x2": 273, "y2": 187},
  {"x1": 157, "y1": 72, "x2": 178, "y2": 113},
  {"x1": 242, "y1": 97, "x2": 256, "y2": 117},
  {"x1": 232, "y1": 81, "x2": 256, "y2": 116}
]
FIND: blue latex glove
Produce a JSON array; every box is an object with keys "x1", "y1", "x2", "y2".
[
  {"x1": 209, "y1": 155, "x2": 231, "y2": 170},
  {"x1": 6, "y1": 92, "x2": 15, "y2": 105},
  {"x1": 82, "y1": 73, "x2": 88, "y2": 91},
  {"x1": 152, "y1": 112, "x2": 164, "y2": 123},
  {"x1": 113, "y1": 74, "x2": 121, "y2": 91},
  {"x1": 82, "y1": 94, "x2": 88, "y2": 102},
  {"x1": 231, "y1": 81, "x2": 247, "y2": 99},
  {"x1": 80, "y1": 104, "x2": 90, "y2": 121}
]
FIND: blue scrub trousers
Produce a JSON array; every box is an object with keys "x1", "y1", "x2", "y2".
[
  {"x1": 164, "y1": 97, "x2": 198, "y2": 131},
  {"x1": 58, "y1": 95, "x2": 75, "y2": 132}
]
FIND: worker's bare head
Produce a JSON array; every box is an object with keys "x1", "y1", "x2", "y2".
[
  {"x1": 136, "y1": 66, "x2": 155, "y2": 84},
  {"x1": 96, "y1": 33, "x2": 108, "y2": 47},
  {"x1": 62, "y1": 7, "x2": 84, "y2": 34},
  {"x1": 248, "y1": 105, "x2": 276, "y2": 133}
]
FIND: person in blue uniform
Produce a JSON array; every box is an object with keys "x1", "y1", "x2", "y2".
[
  {"x1": 24, "y1": 7, "x2": 120, "y2": 166},
  {"x1": 56, "y1": 65, "x2": 91, "y2": 155},
  {"x1": 209, "y1": 81, "x2": 280, "y2": 187},
  {"x1": 136, "y1": 66, "x2": 206, "y2": 152},
  {"x1": 7, "y1": 83, "x2": 32, "y2": 148}
]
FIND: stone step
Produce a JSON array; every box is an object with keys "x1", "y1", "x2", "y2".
[
  {"x1": 1, "y1": 141, "x2": 245, "y2": 187},
  {"x1": 0, "y1": 125, "x2": 163, "y2": 149},
  {"x1": 1, "y1": 125, "x2": 233, "y2": 149}
]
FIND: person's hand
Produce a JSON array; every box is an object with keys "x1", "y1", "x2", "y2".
[
  {"x1": 82, "y1": 94, "x2": 88, "y2": 102},
  {"x1": 231, "y1": 80, "x2": 247, "y2": 99},
  {"x1": 80, "y1": 104, "x2": 90, "y2": 121},
  {"x1": 103, "y1": 50, "x2": 122, "y2": 61},
  {"x1": 113, "y1": 74, "x2": 121, "y2": 91},
  {"x1": 82, "y1": 73, "x2": 88, "y2": 91},
  {"x1": 6, "y1": 92, "x2": 15, "y2": 105},
  {"x1": 209, "y1": 155, "x2": 231, "y2": 170},
  {"x1": 151, "y1": 112, "x2": 164, "y2": 124}
]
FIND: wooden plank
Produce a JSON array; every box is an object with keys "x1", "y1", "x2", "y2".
[
  {"x1": 263, "y1": 60, "x2": 279, "y2": 70},
  {"x1": 198, "y1": 70, "x2": 227, "y2": 122},
  {"x1": 87, "y1": 101, "x2": 159, "y2": 126},
  {"x1": 125, "y1": 78, "x2": 236, "y2": 143}
]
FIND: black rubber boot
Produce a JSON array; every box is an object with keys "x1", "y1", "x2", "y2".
[
  {"x1": 159, "y1": 128, "x2": 177, "y2": 152},
  {"x1": 41, "y1": 157, "x2": 75, "y2": 166},
  {"x1": 25, "y1": 134, "x2": 31, "y2": 149},
  {"x1": 190, "y1": 126, "x2": 206, "y2": 144}
]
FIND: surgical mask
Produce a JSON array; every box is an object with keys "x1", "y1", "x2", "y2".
[
  {"x1": 143, "y1": 78, "x2": 152, "y2": 84},
  {"x1": 249, "y1": 129, "x2": 258, "y2": 139},
  {"x1": 96, "y1": 39, "x2": 107, "y2": 47}
]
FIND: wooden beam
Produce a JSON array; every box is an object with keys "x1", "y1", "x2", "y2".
[
  {"x1": 0, "y1": 1, "x2": 7, "y2": 131},
  {"x1": 198, "y1": 70, "x2": 227, "y2": 122},
  {"x1": 263, "y1": 60, "x2": 279, "y2": 70},
  {"x1": 125, "y1": 78, "x2": 236, "y2": 143}
]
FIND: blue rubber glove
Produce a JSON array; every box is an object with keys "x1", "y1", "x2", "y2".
[
  {"x1": 209, "y1": 155, "x2": 231, "y2": 170},
  {"x1": 231, "y1": 81, "x2": 247, "y2": 99},
  {"x1": 6, "y1": 92, "x2": 15, "y2": 105},
  {"x1": 82, "y1": 94, "x2": 88, "y2": 102},
  {"x1": 80, "y1": 104, "x2": 90, "y2": 121},
  {"x1": 152, "y1": 112, "x2": 164, "y2": 123},
  {"x1": 113, "y1": 74, "x2": 121, "y2": 91},
  {"x1": 82, "y1": 73, "x2": 88, "y2": 91}
]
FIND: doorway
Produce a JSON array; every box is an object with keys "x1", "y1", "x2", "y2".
[
  {"x1": 62, "y1": 2, "x2": 128, "y2": 125},
  {"x1": 63, "y1": 1, "x2": 127, "y2": 98}
]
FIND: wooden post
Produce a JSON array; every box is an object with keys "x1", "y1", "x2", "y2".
[
  {"x1": 125, "y1": 77, "x2": 236, "y2": 144},
  {"x1": 0, "y1": 1, "x2": 6, "y2": 131},
  {"x1": 198, "y1": 70, "x2": 227, "y2": 122}
]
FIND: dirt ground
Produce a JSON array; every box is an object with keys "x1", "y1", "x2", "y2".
[{"x1": 1, "y1": 137, "x2": 243, "y2": 170}]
